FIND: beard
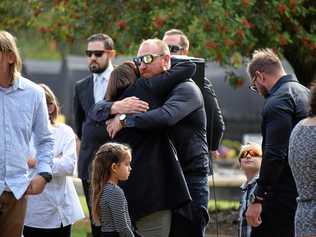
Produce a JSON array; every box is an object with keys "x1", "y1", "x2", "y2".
[{"x1": 89, "y1": 61, "x2": 108, "y2": 74}]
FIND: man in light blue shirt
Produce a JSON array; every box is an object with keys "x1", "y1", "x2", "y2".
[{"x1": 0, "y1": 31, "x2": 54, "y2": 237}]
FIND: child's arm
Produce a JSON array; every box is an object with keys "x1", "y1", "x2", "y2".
[
  {"x1": 51, "y1": 125, "x2": 77, "y2": 176},
  {"x1": 109, "y1": 187, "x2": 135, "y2": 237}
]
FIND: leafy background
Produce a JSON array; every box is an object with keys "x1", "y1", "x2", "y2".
[{"x1": 1, "y1": 0, "x2": 315, "y2": 86}]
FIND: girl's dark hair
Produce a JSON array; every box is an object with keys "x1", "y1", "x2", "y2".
[
  {"x1": 106, "y1": 61, "x2": 138, "y2": 101},
  {"x1": 91, "y1": 142, "x2": 131, "y2": 225},
  {"x1": 310, "y1": 81, "x2": 316, "y2": 117}
]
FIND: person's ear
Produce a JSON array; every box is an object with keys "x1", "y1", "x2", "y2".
[
  {"x1": 183, "y1": 48, "x2": 189, "y2": 56},
  {"x1": 111, "y1": 163, "x2": 117, "y2": 174},
  {"x1": 108, "y1": 50, "x2": 116, "y2": 59},
  {"x1": 162, "y1": 54, "x2": 170, "y2": 68}
]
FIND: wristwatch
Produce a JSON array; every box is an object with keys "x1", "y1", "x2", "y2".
[
  {"x1": 250, "y1": 193, "x2": 264, "y2": 204},
  {"x1": 119, "y1": 114, "x2": 127, "y2": 127},
  {"x1": 38, "y1": 172, "x2": 52, "y2": 183}
]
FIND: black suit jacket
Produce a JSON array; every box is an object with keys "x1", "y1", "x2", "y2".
[{"x1": 74, "y1": 75, "x2": 110, "y2": 180}]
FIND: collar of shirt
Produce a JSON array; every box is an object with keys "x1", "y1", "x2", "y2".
[
  {"x1": 240, "y1": 175, "x2": 258, "y2": 190},
  {"x1": 0, "y1": 76, "x2": 26, "y2": 93},
  {"x1": 266, "y1": 74, "x2": 298, "y2": 98},
  {"x1": 93, "y1": 62, "x2": 114, "y2": 83}
]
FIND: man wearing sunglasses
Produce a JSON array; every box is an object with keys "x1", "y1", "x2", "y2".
[
  {"x1": 73, "y1": 33, "x2": 147, "y2": 237},
  {"x1": 245, "y1": 49, "x2": 310, "y2": 237},
  {"x1": 104, "y1": 34, "x2": 213, "y2": 236}
]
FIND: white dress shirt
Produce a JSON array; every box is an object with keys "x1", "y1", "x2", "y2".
[
  {"x1": 93, "y1": 63, "x2": 113, "y2": 103},
  {"x1": 24, "y1": 123, "x2": 84, "y2": 228}
]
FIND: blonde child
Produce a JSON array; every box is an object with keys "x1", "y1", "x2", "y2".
[
  {"x1": 238, "y1": 143, "x2": 262, "y2": 237},
  {"x1": 91, "y1": 142, "x2": 137, "y2": 237},
  {"x1": 24, "y1": 84, "x2": 84, "y2": 237}
]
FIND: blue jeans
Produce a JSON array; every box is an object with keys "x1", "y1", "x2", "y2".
[{"x1": 186, "y1": 174, "x2": 209, "y2": 210}]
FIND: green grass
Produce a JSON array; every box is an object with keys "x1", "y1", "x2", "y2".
[
  {"x1": 208, "y1": 200, "x2": 239, "y2": 212},
  {"x1": 72, "y1": 196, "x2": 91, "y2": 237}
]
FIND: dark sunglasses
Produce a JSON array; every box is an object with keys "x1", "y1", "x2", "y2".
[
  {"x1": 168, "y1": 45, "x2": 184, "y2": 53},
  {"x1": 239, "y1": 150, "x2": 261, "y2": 160},
  {"x1": 133, "y1": 54, "x2": 164, "y2": 66},
  {"x1": 85, "y1": 50, "x2": 112, "y2": 58}
]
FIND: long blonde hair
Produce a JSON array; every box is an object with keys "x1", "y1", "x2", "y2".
[
  {"x1": 91, "y1": 142, "x2": 131, "y2": 225},
  {"x1": 38, "y1": 83, "x2": 60, "y2": 125},
  {"x1": 0, "y1": 31, "x2": 22, "y2": 83}
]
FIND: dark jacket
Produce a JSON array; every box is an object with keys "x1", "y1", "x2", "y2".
[
  {"x1": 90, "y1": 62, "x2": 195, "y2": 220},
  {"x1": 254, "y1": 74, "x2": 310, "y2": 209},
  {"x1": 125, "y1": 80, "x2": 210, "y2": 175},
  {"x1": 73, "y1": 75, "x2": 110, "y2": 180},
  {"x1": 202, "y1": 77, "x2": 225, "y2": 151}
]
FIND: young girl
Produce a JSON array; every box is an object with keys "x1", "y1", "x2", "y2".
[
  {"x1": 24, "y1": 84, "x2": 84, "y2": 237},
  {"x1": 91, "y1": 142, "x2": 136, "y2": 237},
  {"x1": 238, "y1": 143, "x2": 262, "y2": 237}
]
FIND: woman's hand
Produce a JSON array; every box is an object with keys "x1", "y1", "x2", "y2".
[{"x1": 106, "y1": 115, "x2": 123, "y2": 138}]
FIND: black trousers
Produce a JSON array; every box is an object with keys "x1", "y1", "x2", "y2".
[
  {"x1": 251, "y1": 200, "x2": 295, "y2": 237},
  {"x1": 23, "y1": 224, "x2": 71, "y2": 237},
  {"x1": 82, "y1": 179, "x2": 101, "y2": 237}
]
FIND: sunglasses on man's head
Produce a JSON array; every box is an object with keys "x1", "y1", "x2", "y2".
[
  {"x1": 133, "y1": 54, "x2": 164, "y2": 66},
  {"x1": 85, "y1": 50, "x2": 112, "y2": 58},
  {"x1": 168, "y1": 45, "x2": 183, "y2": 53}
]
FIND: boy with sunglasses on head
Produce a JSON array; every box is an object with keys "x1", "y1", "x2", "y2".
[{"x1": 238, "y1": 143, "x2": 262, "y2": 237}]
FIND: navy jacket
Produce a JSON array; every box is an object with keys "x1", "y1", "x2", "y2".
[
  {"x1": 126, "y1": 80, "x2": 210, "y2": 175},
  {"x1": 73, "y1": 75, "x2": 111, "y2": 180}
]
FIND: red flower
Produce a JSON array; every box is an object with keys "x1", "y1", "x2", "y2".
[
  {"x1": 241, "y1": 18, "x2": 254, "y2": 29},
  {"x1": 203, "y1": 21, "x2": 212, "y2": 32},
  {"x1": 236, "y1": 29, "x2": 245, "y2": 40},
  {"x1": 116, "y1": 20, "x2": 127, "y2": 30},
  {"x1": 224, "y1": 38, "x2": 235, "y2": 47},
  {"x1": 241, "y1": 0, "x2": 250, "y2": 8},
  {"x1": 289, "y1": 0, "x2": 297, "y2": 10},
  {"x1": 279, "y1": 34, "x2": 288, "y2": 46},
  {"x1": 205, "y1": 41, "x2": 218, "y2": 49},
  {"x1": 278, "y1": 3, "x2": 287, "y2": 15},
  {"x1": 153, "y1": 17, "x2": 165, "y2": 29}
]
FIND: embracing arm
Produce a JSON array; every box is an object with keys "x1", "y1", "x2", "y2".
[
  {"x1": 89, "y1": 97, "x2": 149, "y2": 123},
  {"x1": 125, "y1": 82, "x2": 203, "y2": 129},
  {"x1": 146, "y1": 61, "x2": 196, "y2": 97}
]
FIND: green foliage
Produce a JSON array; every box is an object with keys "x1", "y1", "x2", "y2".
[{"x1": 1, "y1": 0, "x2": 315, "y2": 85}]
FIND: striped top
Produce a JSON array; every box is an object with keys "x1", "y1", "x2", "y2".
[{"x1": 100, "y1": 183, "x2": 134, "y2": 237}]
